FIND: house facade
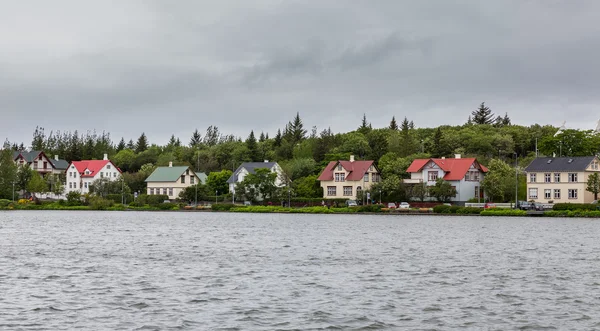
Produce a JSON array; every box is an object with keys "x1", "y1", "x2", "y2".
[
  {"x1": 65, "y1": 154, "x2": 121, "y2": 194},
  {"x1": 405, "y1": 154, "x2": 488, "y2": 202},
  {"x1": 317, "y1": 155, "x2": 381, "y2": 199},
  {"x1": 227, "y1": 161, "x2": 285, "y2": 193},
  {"x1": 524, "y1": 156, "x2": 600, "y2": 204},
  {"x1": 13, "y1": 151, "x2": 68, "y2": 176},
  {"x1": 145, "y1": 162, "x2": 202, "y2": 200}
]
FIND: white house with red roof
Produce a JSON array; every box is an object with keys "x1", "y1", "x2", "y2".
[
  {"x1": 65, "y1": 154, "x2": 121, "y2": 194},
  {"x1": 317, "y1": 155, "x2": 381, "y2": 199},
  {"x1": 405, "y1": 154, "x2": 488, "y2": 202}
]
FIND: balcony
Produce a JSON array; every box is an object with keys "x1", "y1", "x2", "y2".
[{"x1": 403, "y1": 178, "x2": 423, "y2": 184}]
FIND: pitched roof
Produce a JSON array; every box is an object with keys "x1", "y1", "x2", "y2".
[
  {"x1": 50, "y1": 158, "x2": 69, "y2": 170},
  {"x1": 197, "y1": 172, "x2": 208, "y2": 184},
  {"x1": 13, "y1": 150, "x2": 43, "y2": 163},
  {"x1": 317, "y1": 160, "x2": 375, "y2": 181},
  {"x1": 71, "y1": 160, "x2": 119, "y2": 178},
  {"x1": 227, "y1": 162, "x2": 278, "y2": 183},
  {"x1": 145, "y1": 166, "x2": 194, "y2": 182},
  {"x1": 406, "y1": 158, "x2": 488, "y2": 181},
  {"x1": 525, "y1": 156, "x2": 597, "y2": 172}
]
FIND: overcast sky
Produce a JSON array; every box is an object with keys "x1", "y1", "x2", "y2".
[{"x1": 2, "y1": 0, "x2": 600, "y2": 147}]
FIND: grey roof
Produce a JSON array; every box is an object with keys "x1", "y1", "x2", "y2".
[
  {"x1": 50, "y1": 158, "x2": 69, "y2": 170},
  {"x1": 197, "y1": 172, "x2": 208, "y2": 184},
  {"x1": 227, "y1": 162, "x2": 278, "y2": 183},
  {"x1": 12, "y1": 150, "x2": 43, "y2": 163},
  {"x1": 145, "y1": 166, "x2": 191, "y2": 182},
  {"x1": 525, "y1": 156, "x2": 597, "y2": 172}
]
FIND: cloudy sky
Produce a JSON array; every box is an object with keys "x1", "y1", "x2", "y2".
[{"x1": 2, "y1": 0, "x2": 599, "y2": 146}]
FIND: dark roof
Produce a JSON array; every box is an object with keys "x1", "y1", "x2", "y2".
[
  {"x1": 13, "y1": 150, "x2": 43, "y2": 163},
  {"x1": 525, "y1": 156, "x2": 597, "y2": 172},
  {"x1": 50, "y1": 158, "x2": 69, "y2": 170},
  {"x1": 227, "y1": 162, "x2": 278, "y2": 183}
]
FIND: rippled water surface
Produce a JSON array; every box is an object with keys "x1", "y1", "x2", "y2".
[{"x1": 2, "y1": 211, "x2": 600, "y2": 330}]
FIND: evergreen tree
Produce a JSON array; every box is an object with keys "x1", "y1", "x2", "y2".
[
  {"x1": 401, "y1": 117, "x2": 410, "y2": 131},
  {"x1": 135, "y1": 133, "x2": 149, "y2": 153},
  {"x1": 245, "y1": 130, "x2": 259, "y2": 161},
  {"x1": 274, "y1": 129, "x2": 282, "y2": 147},
  {"x1": 204, "y1": 125, "x2": 220, "y2": 146},
  {"x1": 471, "y1": 102, "x2": 495, "y2": 125},
  {"x1": 189, "y1": 129, "x2": 202, "y2": 147},
  {"x1": 0, "y1": 148, "x2": 18, "y2": 199},
  {"x1": 290, "y1": 112, "x2": 307, "y2": 143},
  {"x1": 502, "y1": 113, "x2": 511, "y2": 126},
  {"x1": 265, "y1": 133, "x2": 269, "y2": 140},
  {"x1": 358, "y1": 113, "x2": 371, "y2": 134},
  {"x1": 259, "y1": 132, "x2": 266, "y2": 142},
  {"x1": 409, "y1": 121, "x2": 415, "y2": 130},
  {"x1": 389, "y1": 116, "x2": 398, "y2": 130},
  {"x1": 31, "y1": 126, "x2": 45, "y2": 151},
  {"x1": 431, "y1": 128, "x2": 444, "y2": 157},
  {"x1": 116, "y1": 138, "x2": 126, "y2": 152},
  {"x1": 466, "y1": 116, "x2": 473, "y2": 125},
  {"x1": 126, "y1": 139, "x2": 135, "y2": 150}
]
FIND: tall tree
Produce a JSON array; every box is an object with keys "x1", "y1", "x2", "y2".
[
  {"x1": 502, "y1": 113, "x2": 511, "y2": 126},
  {"x1": 116, "y1": 138, "x2": 126, "y2": 152},
  {"x1": 0, "y1": 148, "x2": 18, "y2": 199},
  {"x1": 358, "y1": 114, "x2": 371, "y2": 135},
  {"x1": 471, "y1": 102, "x2": 495, "y2": 125},
  {"x1": 259, "y1": 132, "x2": 266, "y2": 142},
  {"x1": 204, "y1": 125, "x2": 220, "y2": 146},
  {"x1": 245, "y1": 130, "x2": 259, "y2": 161},
  {"x1": 587, "y1": 173, "x2": 600, "y2": 201},
  {"x1": 428, "y1": 178, "x2": 457, "y2": 202},
  {"x1": 290, "y1": 112, "x2": 307, "y2": 143},
  {"x1": 31, "y1": 126, "x2": 45, "y2": 151},
  {"x1": 135, "y1": 133, "x2": 149, "y2": 153},
  {"x1": 401, "y1": 117, "x2": 410, "y2": 131},
  {"x1": 190, "y1": 129, "x2": 202, "y2": 147},
  {"x1": 126, "y1": 139, "x2": 135, "y2": 150},
  {"x1": 389, "y1": 116, "x2": 398, "y2": 130},
  {"x1": 274, "y1": 129, "x2": 282, "y2": 147},
  {"x1": 27, "y1": 171, "x2": 48, "y2": 198}
]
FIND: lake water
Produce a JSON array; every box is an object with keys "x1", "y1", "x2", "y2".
[{"x1": 1, "y1": 211, "x2": 600, "y2": 330}]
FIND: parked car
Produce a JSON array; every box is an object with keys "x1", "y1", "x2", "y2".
[
  {"x1": 484, "y1": 203, "x2": 496, "y2": 209},
  {"x1": 518, "y1": 201, "x2": 531, "y2": 210},
  {"x1": 399, "y1": 202, "x2": 410, "y2": 209},
  {"x1": 530, "y1": 202, "x2": 544, "y2": 211},
  {"x1": 346, "y1": 200, "x2": 358, "y2": 207},
  {"x1": 387, "y1": 202, "x2": 397, "y2": 209}
]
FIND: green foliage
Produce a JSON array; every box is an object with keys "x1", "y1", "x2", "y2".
[
  {"x1": 0, "y1": 199, "x2": 11, "y2": 208},
  {"x1": 481, "y1": 159, "x2": 516, "y2": 203},
  {"x1": 105, "y1": 193, "x2": 134, "y2": 204},
  {"x1": 66, "y1": 191, "x2": 82, "y2": 205},
  {"x1": 211, "y1": 203, "x2": 236, "y2": 211},
  {"x1": 456, "y1": 207, "x2": 484, "y2": 214},
  {"x1": 179, "y1": 184, "x2": 209, "y2": 202},
  {"x1": 206, "y1": 170, "x2": 233, "y2": 195},
  {"x1": 88, "y1": 196, "x2": 114, "y2": 210},
  {"x1": 587, "y1": 173, "x2": 600, "y2": 200},
  {"x1": 0, "y1": 149, "x2": 17, "y2": 199},
  {"x1": 428, "y1": 179, "x2": 456, "y2": 202},
  {"x1": 135, "y1": 132, "x2": 149, "y2": 153},
  {"x1": 552, "y1": 203, "x2": 598, "y2": 211},
  {"x1": 539, "y1": 129, "x2": 600, "y2": 157},
  {"x1": 89, "y1": 178, "x2": 129, "y2": 197},
  {"x1": 433, "y1": 205, "x2": 452, "y2": 214},
  {"x1": 135, "y1": 194, "x2": 169, "y2": 206},
  {"x1": 433, "y1": 205, "x2": 482, "y2": 214},
  {"x1": 235, "y1": 168, "x2": 278, "y2": 202},
  {"x1": 480, "y1": 209, "x2": 527, "y2": 216},
  {"x1": 27, "y1": 171, "x2": 48, "y2": 196},
  {"x1": 471, "y1": 102, "x2": 495, "y2": 125},
  {"x1": 292, "y1": 175, "x2": 322, "y2": 198},
  {"x1": 544, "y1": 210, "x2": 600, "y2": 218}
]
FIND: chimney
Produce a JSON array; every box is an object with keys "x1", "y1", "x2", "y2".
[
  {"x1": 264, "y1": 160, "x2": 269, "y2": 163},
  {"x1": 103, "y1": 153, "x2": 108, "y2": 160},
  {"x1": 169, "y1": 161, "x2": 173, "y2": 167},
  {"x1": 350, "y1": 155, "x2": 355, "y2": 162},
  {"x1": 441, "y1": 156, "x2": 445, "y2": 160},
  {"x1": 55, "y1": 155, "x2": 59, "y2": 161},
  {"x1": 455, "y1": 154, "x2": 461, "y2": 159}
]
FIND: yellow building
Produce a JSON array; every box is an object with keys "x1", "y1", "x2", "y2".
[
  {"x1": 317, "y1": 155, "x2": 381, "y2": 199},
  {"x1": 524, "y1": 156, "x2": 600, "y2": 203}
]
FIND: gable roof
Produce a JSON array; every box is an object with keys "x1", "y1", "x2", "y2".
[
  {"x1": 70, "y1": 160, "x2": 119, "y2": 178},
  {"x1": 145, "y1": 166, "x2": 195, "y2": 182},
  {"x1": 317, "y1": 160, "x2": 375, "y2": 181},
  {"x1": 50, "y1": 158, "x2": 69, "y2": 170},
  {"x1": 525, "y1": 156, "x2": 597, "y2": 172},
  {"x1": 227, "y1": 162, "x2": 278, "y2": 183},
  {"x1": 13, "y1": 150, "x2": 45, "y2": 163},
  {"x1": 196, "y1": 172, "x2": 208, "y2": 184},
  {"x1": 406, "y1": 158, "x2": 488, "y2": 181}
]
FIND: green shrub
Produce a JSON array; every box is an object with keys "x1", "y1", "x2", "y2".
[
  {"x1": 212, "y1": 203, "x2": 236, "y2": 211},
  {"x1": 456, "y1": 207, "x2": 483, "y2": 214},
  {"x1": 0, "y1": 199, "x2": 11, "y2": 208},
  {"x1": 433, "y1": 205, "x2": 452, "y2": 214},
  {"x1": 89, "y1": 197, "x2": 114, "y2": 210},
  {"x1": 354, "y1": 204, "x2": 383, "y2": 213},
  {"x1": 480, "y1": 209, "x2": 527, "y2": 216},
  {"x1": 66, "y1": 191, "x2": 83, "y2": 206},
  {"x1": 545, "y1": 210, "x2": 600, "y2": 218},
  {"x1": 106, "y1": 194, "x2": 134, "y2": 204},
  {"x1": 553, "y1": 203, "x2": 597, "y2": 211},
  {"x1": 156, "y1": 202, "x2": 179, "y2": 210}
]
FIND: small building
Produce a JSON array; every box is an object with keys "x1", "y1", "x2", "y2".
[
  {"x1": 227, "y1": 160, "x2": 285, "y2": 193},
  {"x1": 13, "y1": 150, "x2": 68, "y2": 176},
  {"x1": 65, "y1": 154, "x2": 121, "y2": 194},
  {"x1": 145, "y1": 162, "x2": 202, "y2": 200},
  {"x1": 405, "y1": 154, "x2": 488, "y2": 202},
  {"x1": 317, "y1": 155, "x2": 381, "y2": 199},
  {"x1": 524, "y1": 156, "x2": 600, "y2": 204}
]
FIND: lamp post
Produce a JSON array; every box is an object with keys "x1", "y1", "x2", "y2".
[
  {"x1": 421, "y1": 139, "x2": 424, "y2": 153},
  {"x1": 121, "y1": 177, "x2": 124, "y2": 205},
  {"x1": 288, "y1": 179, "x2": 291, "y2": 208},
  {"x1": 232, "y1": 160, "x2": 236, "y2": 204},
  {"x1": 215, "y1": 190, "x2": 218, "y2": 204},
  {"x1": 194, "y1": 183, "x2": 198, "y2": 207},
  {"x1": 379, "y1": 189, "x2": 382, "y2": 204},
  {"x1": 514, "y1": 152, "x2": 518, "y2": 209},
  {"x1": 12, "y1": 181, "x2": 15, "y2": 202}
]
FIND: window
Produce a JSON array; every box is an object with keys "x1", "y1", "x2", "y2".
[
  {"x1": 79, "y1": 182, "x2": 82, "y2": 189},
  {"x1": 544, "y1": 173, "x2": 551, "y2": 183},
  {"x1": 113, "y1": 172, "x2": 117, "y2": 178},
  {"x1": 169, "y1": 188, "x2": 173, "y2": 196},
  {"x1": 69, "y1": 172, "x2": 72, "y2": 178},
  {"x1": 181, "y1": 175, "x2": 185, "y2": 184},
  {"x1": 343, "y1": 186, "x2": 352, "y2": 196},
  {"x1": 334, "y1": 173, "x2": 345, "y2": 182},
  {"x1": 544, "y1": 189, "x2": 551, "y2": 199},
  {"x1": 372, "y1": 173, "x2": 377, "y2": 182},
  {"x1": 591, "y1": 161, "x2": 599, "y2": 170},
  {"x1": 84, "y1": 182, "x2": 88, "y2": 189},
  {"x1": 369, "y1": 165, "x2": 374, "y2": 171},
  {"x1": 69, "y1": 182, "x2": 72, "y2": 189},
  {"x1": 363, "y1": 173, "x2": 369, "y2": 182},
  {"x1": 150, "y1": 188, "x2": 155, "y2": 195},
  {"x1": 107, "y1": 165, "x2": 111, "y2": 169},
  {"x1": 100, "y1": 172, "x2": 104, "y2": 178},
  {"x1": 186, "y1": 169, "x2": 189, "y2": 175},
  {"x1": 554, "y1": 189, "x2": 561, "y2": 199},
  {"x1": 529, "y1": 188, "x2": 538, "y2": 199},
  {"x1": 337, "y1": 164, "x2": 342, "y2": 171},
  {"x1": 554, "y1": 173, "x2": 560, "y2": 183},
  {"x1": 191, "y1": 176, "x2": 195, "y2": 185},
  {"x1": 529, "y1": 173, "x2": 536, "y2": 183},
  {"x1": 568, "y1": 173, "x2": 578, "y2": 182},
  {"x1": 327, "y1": 186, "x2": 336, "y2": 196},
  {"x1": 428, "y1": 171, "x2": 438, "y2": 182},
  {"x1": 43, "y1": 161, "x2": 47, "y2": 169},
  {"x1": 568, "y1": 189, "x2": 578, "y2": 199}
]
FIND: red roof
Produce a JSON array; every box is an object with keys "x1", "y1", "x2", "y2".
[
  {"x1": 318, "y1": 160, "x2": 375, "y2": 181},
  {"x1": 406, "y1": 158, "x2": 488, "y2": 181},
  {"x1": 70, "y1": 160, "x2": 121, "y2": 178}
]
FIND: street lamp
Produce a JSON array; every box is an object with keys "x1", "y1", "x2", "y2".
[
  {"x1": 379, "y1": 189, "x2": 382, "y2": 204},
  {"x1": 514, "y1": 152, "x2": 518, "y2": 209},
  {"x1": 215, "y1": 190, "x2": 218, "y2": 204},
  {"x1": 12, "y1": 181, "x2": 15, "y2": 202},
  {"x1": 194, "y1": 182, "x2": 198, "y2": 207}
]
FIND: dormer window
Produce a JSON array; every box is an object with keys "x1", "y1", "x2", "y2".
[
  {"x1": 337, "y1": 164, "x2": 342, "y2": 171},
  {"x1": 107, "y1": 165, "x2": 111, "y2": 169}
]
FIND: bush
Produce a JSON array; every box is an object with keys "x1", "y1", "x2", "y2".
[
  {"x1": 88, "y1": 197, "x2": 114, "y2": 210},
  {"x1": 354, "y1": 204, "x2": 384, "y2": 213},
  {"x1": 66, "y1": 191, "x2": 82, "y2": 206},
  {"x1": 211, "y1": 203, "x2": 236, "y2": 211},
  {"x1": 480, "y1": 209, "x2": 527, "y2": 216},
  {"x1": 553, "y1": 203, "x2": 598, "y2": 211},
  {"x1": 545, "y1": 210, "x2": 600, "y2": 218},
  {"x1": 0, "y1": 199, "x2": 11, "y2": 208},
  {"x1": 433, "y1": 205, "x2": 451, "y2": 214},
  {"x1": 456, "y1": 207, "x2": 483, "y2": 214},
  {"x1": 156, "y1": 203, "x2": 179, "y2": 210},
  {"x1": 106, "y1": 193, "x2": 134, "y2": 204}
]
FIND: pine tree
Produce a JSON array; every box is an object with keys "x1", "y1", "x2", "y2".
[
  {"x1": 274, "y1": 129, "x2": 282, "y2": 147},
  {"x1": 471, "y1": 102, "x2": 495, "y2": 125},
  {"x1": 401, "y1": 117, "x2": 410, "y2": 131},
  {"x1": 189, "y1": 129, "x2": 202, "y2": 147},
  {"x1": 126, "y1": 139, "x2": 135, "y2": 150},
  {"x1": 358, "y1": 114, "x2": 371, "y2": 134},
  {"x1": 259, "y1": 132, "x2": 266, "y2": 142},
  {"x1": 265, "y1": 133, "x2": 269, "y2": 140},
  {"x1": 246, "y1": 130, "x2": 259, "y2": 161},
  {"x1": 31, "y1": 126, "x2": 45, "y2": 151},
  {"x1": 432, "y1": 128, "x2": 445, "y2": 157},
  {"x1": 466, "y1": 116, "x2": 473, "y2": 125},
  {"x1": 135, "y1": 133, "x2": 149, "y2": 153},
  {"x1": 389, "y1": 116, "x2": 398, "y2": 130},
  {"x1": 409, "y1": 121, "x2": 415, "y2": 129},
  {"x1": 116, "y1": 138, "x2": 126, "y2": 152},
  {"x1": 290, "y1": 112, "x2": 307, "y2": 143},
  {"x1": 502, "y1": 113, "x2": 511, "y2": 126}
]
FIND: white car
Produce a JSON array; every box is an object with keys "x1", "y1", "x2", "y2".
[{"x1": 399, "y1": 202, "x2": 410, "y2": 209}]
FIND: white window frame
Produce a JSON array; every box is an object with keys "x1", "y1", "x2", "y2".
[
  {"x1": 428, "y1": 171, "x2": 438, "y2": 182},
  {"x1": 554, "y1": 173, "x2": 560, "y2": 183},
  {"x1": 343, "y1": 186, "x2": 352, "y2": 196},
  {"x1": 529, "y1": 173, "x2": 536, "y2": 183},
  {"x1": 544, "y1": 189, "x2": 551, "y2": 199},
  {"x1": 529, "y1": 188, "x2": 538, "y2": 199},
  {"x1": 568, "y1": 173, "x2": 578, "y2": 182},
  {"x1": 568, "y1": 189, "x2": 578, "y2": 199},
  {"x1": 554, "y1": 189, "x2": 561, "y2": 199},
  {"x1": 544, "y1": 173, "x2": 551, "y2": 183},
  {"x1": 327, "y1": 186, "x2": 336, "y2": 196}
]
